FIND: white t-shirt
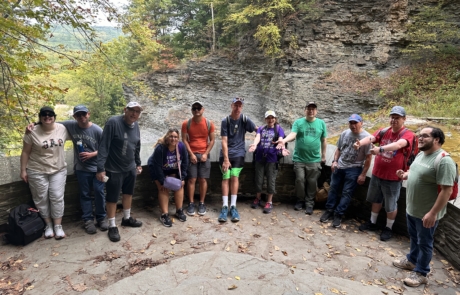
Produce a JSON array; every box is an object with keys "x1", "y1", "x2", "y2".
[{"x1": 23, "y1": 124, "x2": 70, "y2": 174}]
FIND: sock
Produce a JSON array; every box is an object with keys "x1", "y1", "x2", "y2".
[
  {"x1": 46, "y1": 222, "x2": 53, "y2": 228},
  {"x1": 123, "y1": 209, "x2": 131, "y2": 220},
  {"x1": 386, "y1": 218, "x2": 395, "y2": 229},
  {"x1": 222, "y1": 196, "x2": 228, "y2": 207},
  {"x1": 267, "y1": 201, "x2": 272, "y2": 204},
  {"x1": 370, "y1": 212, "x2": 378, "y2": 224},
  {"x1": 230, "y1": 195, "x2": 237, "y2": 207},
  {"x1": 108, "y1": 217, "x2": 116, "y2": 228}
]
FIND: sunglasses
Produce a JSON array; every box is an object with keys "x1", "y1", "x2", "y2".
[
  {"x1": 75, "y1": 112, "x2": 87, "y2": 117},
  {"x1": 40, "y1": 112, "x2": 55, "y2": 117},
  {"x1": 191, "y1": 107, "x2": 202, "y2": 111},
  {"x1": 233, "y1": 97, "x2": 244, "y2": 103}
]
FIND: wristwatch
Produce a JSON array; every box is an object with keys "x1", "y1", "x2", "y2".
[{"x1": 380, "y1": 147, "x2": 384, "y2": 153}]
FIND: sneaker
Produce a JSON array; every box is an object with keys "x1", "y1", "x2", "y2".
[
  {"x1": 305, "y1": 206, "x2": 313, "y2": 215},
  {"x1": 198, "y1": 203, "x2": 206, "y2": 215},
  {"x1": 121, "y1": 216, "x2": 143, "y2": 227},
  {"x1": 380, "y1": 227, "x2": 393, "y2": 241},
  {"x1": 294, "y1": 201, "x2": 304, "y2": 211},
  {"x1": 230, "y1": 206, "x2": 240, "y2": 222},
  {"x1": 320, "y1": 210, "x2": 334, "y2": 223},
  {"x1": 108, "y1": 226, "x2": 120, "y2": 242},
  {"x1": 359, "y1": 220, "x2": 379, "y2": 232},
  {"x1": 54, "y1": 225, "x2": 65, "y2": 240},
  {"x1": 84, "y1": 219, "x2": 97, "y2": 234},
  {"x1": 404, "y1": 272, "x2": 428, "y2": 287},
  {"x1": 393, "y1": 258, "x2": 416, "y2": 271},
  {"x1": 175, "y1": 209, "x2": 187, "y2": 222},
  {"x1": 160, "y1": 214, "x2": 172, "y2": 227},
  {"x1": 186, "y1": 202, "x2": 196, "y2": 216},
  {"x1": 332, "y1": 214, "x2": 342, "y2": 228},
  {"x1": 97, "y1": 218, "x2": 109, "y2": 231},
  {"x1": 263, "y1": 202, "x2": 273, "y2": 214},
  {"x1": 44, "y1": 225, "x2": 54, "y2": 239},
  {"x1": 251, "y1": 198, "x2": 261, "y2": 209},
  {"x1": 218, "y1": 206, "x2": 228, "y2": 222}
]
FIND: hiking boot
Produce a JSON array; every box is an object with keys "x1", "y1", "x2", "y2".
[
  {"x1": 44, "y1": 225, "x2": 54, "y2": 239},
  {"x1": 251, "y1": 198, "x2": 261, "y2": 209},
  {"x1": 393, "y1": 257, "x2": 416, "y2": 271},
  {"x1": 186, "y1": 202, "x2": 195, "y2": 216},
  {"x1": 359, "y1": 220, "x2": 379, "y2": 232},
  {"x1": 332, "y1": 214, "x2": 342, "y2": 228},
  {"x1": 320, "y1": 210, "x2": 334, "y2": 223},
  {"x1": 305, "y1": 206, "x2": 313, "y2": 215},
  {"x1": 380, "y1": 227, "x2": 393, "y2": 241},
  {"x1": 218, "y1": 206, "x2": 228, "y2": 222},
  {"x1": 175, "y1": 209, "x2": 187, "y2": 222},
  {"x1": 294, "y1": 201, "x2": 304, "y2": 211},
  {"x1": 263, "y1": 202, "x2": 273, "y2": 214},
  {"x1": 160, "y1": 214, "x2": 172, "y2": 227},
  {"x1": 121, "y1": 216, "x2": 143, "y2": 227},
  {"x1": 97, "y1": 218, "x2": 109, "y2": 231},
  {"x1": 404, "y1": 272, "x2": 428, "y2": 287},
  {"x1": 84, "y1": 219, "x2": 97, "y2": 234},
  {"x1": 198, "y1": 203, "x2": 206, "y2": 215},
  {"x1": 230, "y1": 206, "x2": 240, "y2": 222},
  {"x1": 108, "y1": 227, "x2": 120, "y2": 242},
  {"x1": 54, "y1": 225, "x2": 65, "y2": 240}
]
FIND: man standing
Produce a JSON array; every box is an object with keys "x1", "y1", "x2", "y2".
[
  {"x1": 218, "y1": 97, "x2": 256, "y2": 222},
  {"x1": 354, "y1": 106, "x2": 416, "y2": 241},
  {"x1": 319, "y1": 114, "x2": 372, "y2": 227},
  {"x1": 96, "y1": 102, "x2": 143, "y2": 242},
  {"x1": 278, "y1": 102, "x2": 327, "y2": 215},
  {"x1": 181, "y1": 101, "x2": 216, "y2": 216},
  {"x1": 394, "y1": 126, "x2": 456, "y2": 287}
]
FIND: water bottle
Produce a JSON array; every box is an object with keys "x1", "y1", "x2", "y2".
[{"x1": 76, "y1": 140, "x2": 84, "y2": 153}]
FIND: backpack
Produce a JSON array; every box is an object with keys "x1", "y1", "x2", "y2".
[
  {"x1": 379, "y1": 127, "x2": 419, "y2": 170},
  {"x1": 6, "y1": 204, "x2": 45, "y2": 245},
  {"x1": 186, "y1": 118, "x2": 211, "y2": 142},
  {"x1": 433, "y1": 150, "x2": 459, "y2": 202}
]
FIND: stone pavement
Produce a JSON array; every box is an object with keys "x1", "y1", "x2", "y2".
[{"x1": 1, "y1": 198, "x2": 459, "y2": 295}]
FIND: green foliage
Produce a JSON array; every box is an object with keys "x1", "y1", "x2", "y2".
[{"x1": 402, "y1": 4, "x2": 460, "y2": 59}]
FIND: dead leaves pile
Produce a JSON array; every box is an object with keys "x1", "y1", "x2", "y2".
[
  {"x1": 0, "y1": 277, "x2": 34, "y2": 295},
  {"x1": 1, "y1": 255, "x2": 26, "y2": 271},
  {"x1": 128, "y1": 258, "x2": 167, "y2": 275},
  {"x1": 93, "y1": 252, "x2": 121, "y2": 264}
]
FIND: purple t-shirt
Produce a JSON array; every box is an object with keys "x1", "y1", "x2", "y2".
[
  {"x1": 255, "y1": 125, "x2": 285, "y2": 163},
  {"x1": 163, "y1": 149, "x2": 179, "y2": 172}
]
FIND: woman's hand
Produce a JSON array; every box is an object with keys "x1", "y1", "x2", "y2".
[
  {"x1": 20, "y1": 170, "x2": 28, "y2": 183},
  {"x1": 248, "y1": 143, "x2": 256, "y2": 153}
]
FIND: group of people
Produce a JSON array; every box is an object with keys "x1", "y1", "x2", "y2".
[{"x1": 20, "y1": 100, "x2": 457, "y2": 288}]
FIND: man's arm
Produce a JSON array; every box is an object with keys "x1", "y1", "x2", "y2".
[
  {"x1": 277, "y1": 132, "x2": 297, "y2": 149},
  {"x1": 221, "y1": 136, "x2": 230, "y2": 171},
  {"x1": 202, "y1": 127, "x2": 216, "y2": 162},
  {"x1": 248, "y1": 133, "x2": 261, "y2": 153},
  {"x1": 357, "y1": 154, "x2": 372, "y2": 185},
  {"x1": 181, "y1": 121, "x2": 196, "y2": 164},
  {"x1": 320, "y1": 137, "x2": 327, "y2": 163},
  {"x1": 354, "y1": 135, "x2": 376, "y2": 150},
  {"x1": 370, "y1": 138, "x2": 407, "y2": 155},
  {"x1": 422, "y1": 185, "x2": 452, "y2": 228},
  {"x1": 331, "y1": 148, "x2": 340, "y2": 171}
]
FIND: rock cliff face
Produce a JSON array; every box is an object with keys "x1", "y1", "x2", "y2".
[{"x1": 123, "y1": 0, "x2": 459, "y2": 144}]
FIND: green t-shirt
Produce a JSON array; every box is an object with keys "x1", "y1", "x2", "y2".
[
  {"x1": 291, "y1": 117, "x2": 327, "y2": 163},
  {"x1": 406, "y1": 149, "x2": 457, "y2": 220}
]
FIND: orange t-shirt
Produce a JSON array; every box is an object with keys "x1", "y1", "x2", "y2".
[{"x1": 181, "y1": 118, "x2": 215, "y2": 154}]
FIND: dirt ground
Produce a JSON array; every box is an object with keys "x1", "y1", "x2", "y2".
[{"x1": 1, "y1": 196, "x2": 459, "y2": 295}]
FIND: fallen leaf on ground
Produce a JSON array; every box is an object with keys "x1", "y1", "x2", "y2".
[
  {"x1": 355, "y1": 248, "x2": 361, "y2": 252},
  {"x1": 441, "y1": 260, "x2": 449, "y2": 265},
  {"x1": 170, "y1": 240, "x2": 176, "y2": 245},
  {"x1": 33, "y1": 264, "x2": 38, "y2": 268},
  {"x1": 330, "y1": 288, "x2": 339, "y2": 294},
  {"x1": 282, "y1": 251, "x2": 288, "y2": 256},
  {"x1": 274, "y1": 246, "x2": 280, "y2": 251},
  {"x1": 228, "y1": 285, "x2": 238, "y2": 290},
  {"x1": 152, "y1": 233, "x2": 157, "y2": 238},
  {"x1": 213, "y1": 239, "x2": 218, "y2": 244},
  {"x1": 179, "y1": 270, "x2": 188, "y2": 274}
]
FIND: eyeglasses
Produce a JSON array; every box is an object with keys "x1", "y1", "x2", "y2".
[
  {"x1": 192, "y1": 107, "x2": 202, "y2": 111},
  {"x1": 127, "y1": 107, "x2": 141, "y2": 114},
  {"x1": 40, "y1": 112, "x2": 55, "y2": 117},
  {"x1": 418, "y1": 134, "x2": 432, "y2": 139},
  {"x1": 75, "y1": 112, "x2": 87, "y2": 117}
]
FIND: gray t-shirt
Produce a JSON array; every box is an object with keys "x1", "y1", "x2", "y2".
[
  {"x1": 336, "y1": 129, "x2": 371, "y2": 169},
  {"x1": 97, "y1": 115, "x2": 141, "y2": 173},
  {"x1": 220, "y1": 114, "x2": 256, "y2": 158},
  {"x1": 60, "y1": 120, "x2": 103, "y2": 173}
]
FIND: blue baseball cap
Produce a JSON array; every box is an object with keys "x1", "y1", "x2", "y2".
[
  {"x1": 389, "y1": 106, "x2": 406, "y2": 117},
  {"x1": 73, "y1": 105, "x2": 89, "y2": 115},
  {"x1": 348, "y1": 114, "x2": 363, "y2": 123},
  {"x1": 232, "y1": 97, "x2": 244, "y2": 104}
]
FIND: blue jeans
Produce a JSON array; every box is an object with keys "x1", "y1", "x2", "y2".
[
  {"x1": 75, "y1": 170, "x2": 106, "y2": 221},
  {"x1": 406, "y1": 213, "x2": 438, "y2": 276},
  {"x1": 325, "y1": 167, "x2": 362, "y2": 216}
]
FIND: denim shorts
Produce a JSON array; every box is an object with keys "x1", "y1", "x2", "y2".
[{"x1": 366, "y1": 175, "x2": 402, "y2": 212}]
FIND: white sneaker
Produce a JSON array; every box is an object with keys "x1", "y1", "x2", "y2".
[
  {"x1": 44, "y1": 225, "x2": 54, "y2": 239},
  {"x1": 54, "y1": 224, "x2": 66, "y2": 240}
]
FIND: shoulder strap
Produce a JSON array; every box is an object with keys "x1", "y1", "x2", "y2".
[
  {"x1": 274, "y1": 123, "x2": 279, "y2": 140},
  {"x1": 226, "y1": 116, "x2": 230, "y2": 135},
  {"x1": 186, "y1": 119, "x2": 192, "y2": 131},
  {"x1": 206, "y1": 118, "x2": 211, "y2": 133},
  {"x1": 176, "y1": 143, "x2": 182, "y2": 180},
  {"x1": 434, "y1": 149, "x2": 449, "y2": 173}
]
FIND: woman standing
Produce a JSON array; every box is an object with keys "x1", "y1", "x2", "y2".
[
  {"x1": 20, "y1": 106, "x2": 70, "y2": 239},
  {"x1": 248, "y1": 111, "x2": 289, "y2": 214},
  {"x1": 148, "y1": 128, "x2": 189, "y2": 227}
]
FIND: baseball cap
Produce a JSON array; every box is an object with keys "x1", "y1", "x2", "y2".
[
  {"x1": 306, "y1": 101, "x2": 317, "y2": 108},
  {"x1": 389, "y1": 106, "x2": 406, "y2": 117},
  {"x1": 73, "y1": 105, "x2": 89, "y2": 115},
  {"x1": 348, "y1": 114, "x2": 363, "y2": 123},
  {"x1": 126, "y1": 101, "x2": 143, "y2": 111},
  {"x1": 265, "y1": 110, "x2": 277, "y2": 118},
  {"x1": 191, "y1": 101, "x2": 203, "y2": 107},
  {"x1": 39, "y1": 106, "x2": 55, "y2": 116},
  {"x1": 232, "y1": 97, "x2": 244, "y2": 104}
]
